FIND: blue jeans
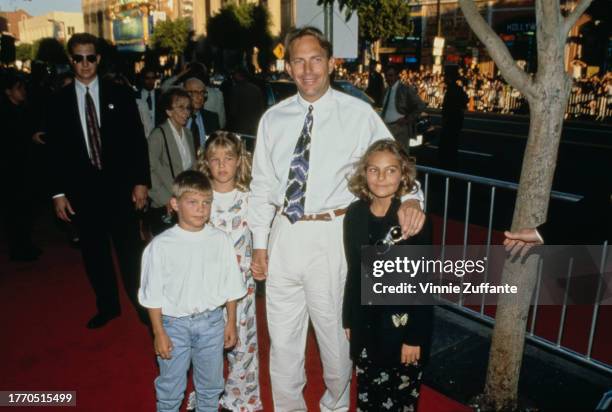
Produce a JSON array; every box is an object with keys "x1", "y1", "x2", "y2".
[{"x1": 155, "y1": 308, "x2": 224, "y2": 412}]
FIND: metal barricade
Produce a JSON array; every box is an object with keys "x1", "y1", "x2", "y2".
[{"x1": 417, "y1": 164, "x2": 611, "y2": 375}]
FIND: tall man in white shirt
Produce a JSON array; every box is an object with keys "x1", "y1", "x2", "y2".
[{"x1": 249, "y1": 26, "x2": 425, "y2": 412}]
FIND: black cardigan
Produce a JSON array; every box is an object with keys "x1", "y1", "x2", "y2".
[{"x1": 342, "y1": 197, "x2": 433, "y2": 367}]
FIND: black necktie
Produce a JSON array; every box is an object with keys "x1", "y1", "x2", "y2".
[
  {"x1": 85, "y1": 87, "x2": 102, "y2": 169},
  {"x1": 146, "y1": 91, "x2": 152, "y2": 111},
  {"x1": 191, "y1": 114, "x2": 201, "y2": 153}
]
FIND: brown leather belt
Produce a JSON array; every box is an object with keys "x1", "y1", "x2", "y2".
[{"x1": 284, "y1": 208, "x2": 347, "y2": 222}]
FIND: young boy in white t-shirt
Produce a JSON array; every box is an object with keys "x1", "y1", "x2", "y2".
[{"x1": 139, "y1": 170, "x2": 247, "y2": 412}]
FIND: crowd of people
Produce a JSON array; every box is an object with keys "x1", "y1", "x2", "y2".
[{"x1": 338, "y1": 64, "x2": 612, "y2": 122}]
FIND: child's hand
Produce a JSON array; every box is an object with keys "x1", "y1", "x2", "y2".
[
  {"x1": 224, "y1": 322, "x2": 237, "y2": 349},
  {"x1": 401, "y1": 344, "x2": 420, "y2": 366},
  {"x1": 154, "y1": 331, "x2": 174, "y2": 360},
  {"x1": 344, "y1": 329, "x2": 351, "y2": 340}
]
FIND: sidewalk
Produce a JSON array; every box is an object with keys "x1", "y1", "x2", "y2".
[{"x1": 426, "y1": 306, "x2": 612, "y2": 411}]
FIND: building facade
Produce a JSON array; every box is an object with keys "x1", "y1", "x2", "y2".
[
  {"x1": 81, "y1": 0, "x2": 292, "y2": 45},
  {"x1": 18, "y1": 12, "x2": 84, "y2": 44},
  {"x1": 0, "y1": 9, "x2": 31, "y2": 40}
]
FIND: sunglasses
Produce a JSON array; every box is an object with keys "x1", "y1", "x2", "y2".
[{"x1": 72, "y1": 54, "x2": 97, "y2": 64}]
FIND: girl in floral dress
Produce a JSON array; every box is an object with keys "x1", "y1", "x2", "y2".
[{"x1": 187, "y1": 131, "x2": 262, "y2": 412}]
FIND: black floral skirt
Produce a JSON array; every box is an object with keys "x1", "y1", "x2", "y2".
[{"x1": 355, "y1": 348, "x2": 423, "y2": 412}]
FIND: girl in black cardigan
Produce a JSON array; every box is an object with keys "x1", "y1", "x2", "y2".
[{"x1": 343, "y1": 139, "x2": 433, "y2": 411}]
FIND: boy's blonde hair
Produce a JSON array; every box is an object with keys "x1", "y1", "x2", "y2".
[
  {"x1": 197, "y1": 131, "x2": 252, "y2": 192},
  {"x1": 348, "y1": 139, "x2": 417, "y2": 201},
  {"x1": 171, "y1": 170, "x2": 212, "y2": 198}
]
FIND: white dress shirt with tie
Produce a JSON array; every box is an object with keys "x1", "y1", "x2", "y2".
[
  {"x1": 139, "y1": 89, "x2": 156, "y2": 125},
  {"x1": 53, "y1": 77, "x2": 101, "y2": 199},
  {"x1": 74, "y1": 77, "x2": 101, "y2": 157},
  {"x1": 249, "y1": 86, "x2": 424, "y2": 412},
  {"x1": 249, "y1": 86, "x2": 423, "y2": 249}
]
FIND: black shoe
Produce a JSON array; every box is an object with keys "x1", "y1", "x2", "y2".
[
  {"x1": 86, "y1": 312, "x2": 120, "y2": 329},
  {"x1": 69, "y1": 237, "x2": 80, "y2": 249}
]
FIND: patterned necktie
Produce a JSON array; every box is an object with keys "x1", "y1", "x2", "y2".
[
  {"x1": 85, "y1": 87, "x2": 103, "y2": 170},
  {"x1": 190, "y1": 114, "x2": 201, "y2": 152},
  {"x1": 283, "y1": 105, "x2": 313, "y2": 223}
]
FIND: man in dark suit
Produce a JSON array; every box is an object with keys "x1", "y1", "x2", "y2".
[
  {"x1": 439, "y1": 66, "x2": 468, "y2": 170},
  {"x1": 381, "y1": 65, "x2": 426, "y2": 152},
  {"x1": 137, "y1": 67, "x2": 162, "y2": 127},
  {"x1": 184, "y1": 77, "x2": 220, "y2": 153},
  {"x1": 46, "y1": 33, "x2": 150, "y2": 329}
]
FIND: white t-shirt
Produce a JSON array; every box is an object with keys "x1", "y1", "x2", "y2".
[{"x1": 138, "y1": 224, "x2": 247, "y2": 317}]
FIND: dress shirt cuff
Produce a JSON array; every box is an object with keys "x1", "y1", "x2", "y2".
[
  {"x1": 535, "y1": 229, "x2": 544, "y2": 244},
  {"x1": 400, "y1": 180, "x2": 424, "y2": 209},
  {"x1": 252, "y1": 230, "x2": 270, "y2": 250},
  {"x1": 52, "y1": 193, "x2": 65, "y2": 199}
]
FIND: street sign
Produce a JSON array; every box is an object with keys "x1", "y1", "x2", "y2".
[{"x1": 273, "y1": 43, "x2": 285, "y2": 60}]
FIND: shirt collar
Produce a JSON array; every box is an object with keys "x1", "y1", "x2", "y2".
[
  {"x1": 295, "y1": 85, "x2": 334, "y2": 112},
  {"x1": 75, "y1": 76, "x2": 99, "y2": 93},
  {"x1": 167, "y1": 119, "x2": 183, "y2": 139}
]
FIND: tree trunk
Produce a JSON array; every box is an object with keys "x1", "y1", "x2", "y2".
[
  {"x1": 455, "y1": 0, "x2": 586, "y2": 409},
  {"x1": 483, "y1": 81, "x2": 570, "y2": 411}
]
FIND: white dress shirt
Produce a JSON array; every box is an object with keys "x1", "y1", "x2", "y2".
[
  {"x1": 205, "y1": 87, "x2": 226, "y2": 128},
  {"x1": 248, "y1": 86, "x2": 423, "y2": 249},
  {"x1": 141, "y1": 89, "x2": 156, "y2": 124},
  {"x1": 167, "y1": 120, "x2": 192, "y2": 170},
  {"x1": 74, "y1": 77, "x2": 101, "y2": 157},
  {"x1": 383, "y1": 81, "x2": 403, "y2": 123},
  {"x1": 138, "y1": 224, "x2": 247, "y2": 317}
]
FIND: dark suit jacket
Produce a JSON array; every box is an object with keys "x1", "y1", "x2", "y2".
[
  {"x1": 199, "y1": 108, "x2": 220, "y2": 137},
  {"x1": 538, "y1": 187, "x2": 611, "y2": 244},
  {"x1": 46, "y1": 80, "x2": 150, "y2": 212},
  {"x1": 390, "y1": 82, "x2": 426, "y2": 121},
  {"x1": 342, "y1": 197, "x2": 433, "y2": 367}
]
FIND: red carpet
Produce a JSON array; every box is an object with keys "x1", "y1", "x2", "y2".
[{"x1": 1, "y1": 222, "x2": 472, "y2": 412}]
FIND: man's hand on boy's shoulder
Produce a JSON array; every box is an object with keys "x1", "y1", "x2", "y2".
[
  {"x1": 154, "y1": 331, "x2": 174, "y2": 359},
  {"x1": 224, "y1": 322, "x2": 237, "y2": 349}
]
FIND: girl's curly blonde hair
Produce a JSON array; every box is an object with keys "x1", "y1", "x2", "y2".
[
  {"x1": 197, "y1": 131, "x2": 252, "y2": 192},
  {"x1": 347, "y1": 139, "x2": 417, "y2": 201}
]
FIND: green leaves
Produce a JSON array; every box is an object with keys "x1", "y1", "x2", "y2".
[
  {"x1": 150, "y1": 17, "x2": 191, "y2": 57},
  {"x1": 206, "y1": 3, "x2": 272, "y2": 51},
  {"x1": 318, "y1": 0, "x2": 414, "y2": 42}
]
